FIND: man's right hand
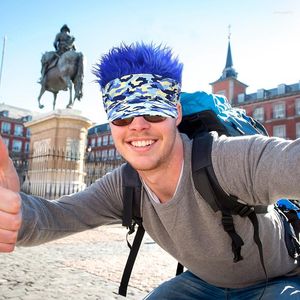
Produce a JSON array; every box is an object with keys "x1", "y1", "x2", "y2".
[
  {"x1": 0, "y1": 186, "x2": 21, "y2": 252},
  {"x1": 0, "y1": 136, "x2": 22, "y2": 252}
]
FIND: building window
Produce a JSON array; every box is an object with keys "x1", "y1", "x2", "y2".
[
  {"x1": 108, "y1": 149, "x2": 115, "y2": 159},
  {"x1": 89, "y1": 151, "x2": 95, "y2": 161},
  {"x1": 257, "y1": 89, "x2": 265, "y2": 99},
  {"x1": 237, "y1": 93, "x2": 245, "y2": 103},
  {"x1": 25, "y1": 142, "x2": 30, "y2": 152},
  {"x1": 91, "y1": 138, "x2": 96, "y2": 147},
  {"x1": 296, "y1": 123, "x2": 300, "y2": 139},
  {"x1": 109, "y1": 135, "x2": 114, "y2": 145},
  {"x1": 14, "y1": 124, "x2": 23, "y2": 136},
  {"x1": 277, "y1": 84, "x2": 286, "y2": 95},
  {"x1": 0, "y1": 110, "x2": 9, "y2": 117},
  {"x1": 97, "y1": 137, "x2": 102, "y2": 146},
  {"x1": 102, "y1": 149, "x2": 108, "y2": 160},
  {"x1": 102, "y1": 135, "x2": 108, "y2": 146},
  {"x1": 12, "y1": 140, "x2": 22, "y2": 152},
  {"x1": 295, "y1": 99, "x2": 300, "y2": 115},
  {"x1": 253, "y1": 107, "x2": 264, "y2": 122},
  {"x1": 3, "y1": 138, "x2": 9, "y2": 148},
  {"x1": 26, "y1": 128, "x2": 31, "y2": 138},
  {"x1": 273, "y1": 103, "x2": 285, "y2": 119},
  {"x1": 1, "y1": 122, "x2": 11, "y2": 134},
  {"x1": 273, "y1": 125, "x2": 286, "y2": 138},
  {"x1": 22, "y1": 115, "x2": 32, "y2": 122},
  {"x1": 95, "y1": 150, "x2": 101, "y2": 161}
]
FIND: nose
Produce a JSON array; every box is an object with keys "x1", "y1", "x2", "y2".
[{"x1": 128, "y1": 116, "x2": 150, "y2": 130}]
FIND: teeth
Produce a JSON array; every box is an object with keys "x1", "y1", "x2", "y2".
[{"x1": 131, "y1": 140, "x2": 154, "y2": 147}]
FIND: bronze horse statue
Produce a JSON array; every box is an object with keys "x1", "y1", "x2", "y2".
[{"x1": 37, "y1": 51, "x2": 84, "y2": 110}]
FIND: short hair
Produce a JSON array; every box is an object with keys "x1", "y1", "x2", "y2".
[{"x1": 93, "y1": 42, "x2": 183, "y2": 88}]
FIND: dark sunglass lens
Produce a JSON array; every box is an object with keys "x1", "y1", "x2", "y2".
[
  {"x1": 144, "y1": 115, "x2": 167, "y2": 123},
  {"x1": 112, "y1": 117, "x2": 134, "y2": 126}
]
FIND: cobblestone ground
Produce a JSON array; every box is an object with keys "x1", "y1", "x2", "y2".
[{"x1": 0, "y1": 225, "x2": 177, "y2": 300}]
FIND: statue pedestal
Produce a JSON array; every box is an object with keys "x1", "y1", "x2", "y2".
[{"x1": 23, "y1": 109, "x2": 93, "y2": 199}]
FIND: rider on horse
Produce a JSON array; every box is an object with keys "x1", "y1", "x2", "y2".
[
  {"x1": 40, "y1": 25, "x2": 76, "y2": 82},
  {"x1": 53, "y1": 24, "x2": 76, "y2": 55}
]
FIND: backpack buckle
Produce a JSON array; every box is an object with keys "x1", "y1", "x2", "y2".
[
  {"x1": 237, "y1": 205, "x2": 254, "y2": 217},
  {"x1": 222, "y1": 215, "x2": 234, "y2": 232}
]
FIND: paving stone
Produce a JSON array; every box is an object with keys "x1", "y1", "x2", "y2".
[{"x1": 0, "y1": 225, "x2": 176, "y2": 300}]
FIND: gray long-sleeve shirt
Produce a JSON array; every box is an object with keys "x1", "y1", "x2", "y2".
[{"x1": 17, "y1": 133, "x2": 300, "y2": 288}]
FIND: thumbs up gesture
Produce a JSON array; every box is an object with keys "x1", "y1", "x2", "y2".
[{"x1": 0, "y1": 136, "x2": 22, "y2": 252}]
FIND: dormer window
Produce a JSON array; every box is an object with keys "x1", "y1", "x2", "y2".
[
  {"x1": 257, "y1": 89, "x2": 265, "y2": 99},
  {"x1": 277, "y1": 84, "x2": 286, "y2": 95}
]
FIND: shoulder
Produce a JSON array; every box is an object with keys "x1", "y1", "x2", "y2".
[
  {"x1": 212, "y1": 133, "x2": 270, "y2": 151},
  {"x1": 54, "y1": 33, "x2": 61, "y2": 39}
]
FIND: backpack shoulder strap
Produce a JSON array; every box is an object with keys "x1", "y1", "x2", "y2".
[
  {"x1": 119, "y1": 163, "x2": 145, "y2": 297},
  {"x1": 119, "y1": 225, "x2": 145, "y2": 296},
  {"x1": 191, "y1": 132, "x2": 220, "y2": 212},
  {"x1": 121, "y1": 163, "x2": 143, "y2": 227},
  {"x1": 120, "y1": 163, "x2": 184, "y2": 296},
  {"x1": 192, "y1": 133, "x2": 255, "y2": 214},
  {"x1": 191, "y1": 133, "x2": 267, "y2": 271}
]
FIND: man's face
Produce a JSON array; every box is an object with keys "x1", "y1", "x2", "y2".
[{"x1": 110, "y1": 104, "x2": 182, "y2": 172}]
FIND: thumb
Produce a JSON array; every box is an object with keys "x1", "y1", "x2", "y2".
[
  {"x1": 0, "y1": 135, "x2": 9, "y2": 168},
  {"x1": 0, "y1": 135, "x2": 20, "y2": 192}
]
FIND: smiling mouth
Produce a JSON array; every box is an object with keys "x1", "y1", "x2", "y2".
[{"x1": 130, "y1": 140, "x2": 155, "y2": 147}]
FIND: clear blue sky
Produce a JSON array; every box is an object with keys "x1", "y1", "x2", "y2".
[{"x1": 0, "y1": 0, "x2": 299, "y2": 124}]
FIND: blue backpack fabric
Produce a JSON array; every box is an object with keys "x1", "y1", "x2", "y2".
[{"x1": 178, "y1": 91, "x2": 268, "y2": 138}]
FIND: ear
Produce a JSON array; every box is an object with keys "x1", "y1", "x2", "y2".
[{"x1": 175, "y1": 102, "x2": 182, "y2": 126}]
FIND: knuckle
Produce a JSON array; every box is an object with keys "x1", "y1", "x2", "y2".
[
  {"x1": 11, "y1": 195, "x2": 21, "y2": 213},
  {"x1": 0, "y1": 228, "x2": 18, "y2": 244},
  {"x1": 11, "y1": 214, "x2": 22, "y2": 231},
  {"x1": 9, "y1": 231, "x2": 18, "y2": 244},
  {"x1": 0, "y1": 243, "x2": 15, "y2": 253}
]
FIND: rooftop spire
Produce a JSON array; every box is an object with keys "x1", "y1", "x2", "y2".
[{"x1": 221, "y1": 25, "x2": 237, "y2": 79}]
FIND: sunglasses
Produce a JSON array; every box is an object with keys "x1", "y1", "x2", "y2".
[{"x1": 112, "y1": 115, "x2": 167, "y2": 126}]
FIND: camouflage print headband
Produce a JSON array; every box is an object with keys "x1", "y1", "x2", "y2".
[{"x1": 102, "y1": 74, "x2": 181, "y2": 122}]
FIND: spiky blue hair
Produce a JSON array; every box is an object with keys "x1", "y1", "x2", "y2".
[{"x1": 93, "y1": 42, "x2": 183, "y2": 88}]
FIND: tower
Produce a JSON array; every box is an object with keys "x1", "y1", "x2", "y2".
[{"x1": 210, "y1": 27, "x2": 247, "y2": 105}]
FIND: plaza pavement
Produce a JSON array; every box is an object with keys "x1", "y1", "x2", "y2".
[{"x1": 0, "y1": 225, "x2": 177, "y2": 300}]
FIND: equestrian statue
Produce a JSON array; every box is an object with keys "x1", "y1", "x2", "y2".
[{"x1": 38, "y1": 25, "x2": 84, "y2": 110}]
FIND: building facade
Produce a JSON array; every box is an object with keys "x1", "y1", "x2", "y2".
[
  {"x1": 85, "y1": 123, "x2": 124, "y2": 185},
  {"x1": 0, "y1": 103, "x2": 39, "y2": 183},
  {"x1": 0, "y1": 104, "x2": 33, "y2": 157},
  {"x1": 210, "y1": 38, "x2": 300, "y2": 140}
]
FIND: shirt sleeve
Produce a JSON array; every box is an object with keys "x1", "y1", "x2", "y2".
[
  {"x1": 211, "y1": 134, "x2": 300, "y2": 205},
  {"x1": 17, "y1": 167, "x2": 124, "y2": 246}
]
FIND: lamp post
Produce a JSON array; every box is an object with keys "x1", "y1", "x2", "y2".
[{"x1": 0, "y1": 36, "x2": 7, "y2": 94}]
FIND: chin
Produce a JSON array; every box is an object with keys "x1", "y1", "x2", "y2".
[{"x1": 128, "y1": 160, "x2": 156, "y2": 172}]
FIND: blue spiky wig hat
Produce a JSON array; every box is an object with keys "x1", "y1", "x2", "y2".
[
  {"x1": 94, "y1": 42, "x2": 183, "y2": 88},
  {"x1": 93, "y1": 42, "x2": 183, "y2": 122}
]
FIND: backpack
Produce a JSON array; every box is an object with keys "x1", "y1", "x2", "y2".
[
  {"x1": 118, "y1": 91, "x2": 300, "y2": 297},
  {"x1": 178, "y1": 91, "x2": 268, "y2": 138}
]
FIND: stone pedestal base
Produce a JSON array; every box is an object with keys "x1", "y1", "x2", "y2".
[{"x1": 23, "y1": 109, "x2": 93, "y2": 199}]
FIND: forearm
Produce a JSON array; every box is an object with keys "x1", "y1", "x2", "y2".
[
  {"x1": 17, "y1": 178, "x2": 124, "y2": 246},
  {"x1": 17, "y1": 193, "x2": 93, "y2": 246}
]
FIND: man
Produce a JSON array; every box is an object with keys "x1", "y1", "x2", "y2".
[
  {"x1": 39, "y1": 25, "x2": 76, "y2": 82},
  {"x1": 53, "y1": 24, "x2": 76, "y2": 55},
  {"x1": 1, "y1": 42, "x2": 300, "y2": 299}
]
